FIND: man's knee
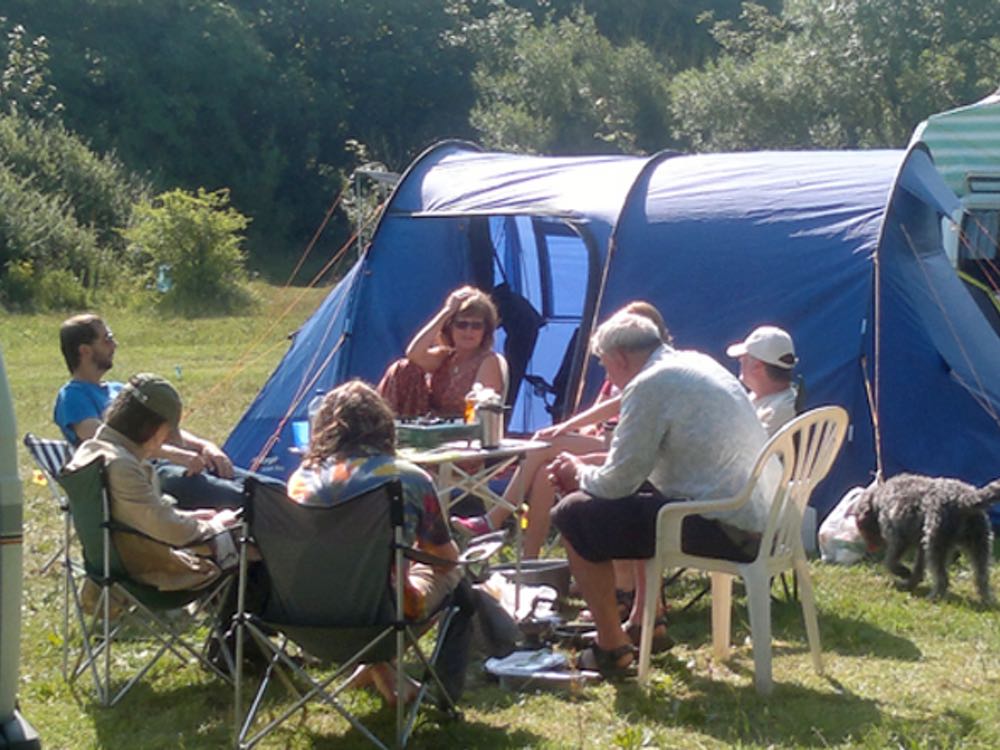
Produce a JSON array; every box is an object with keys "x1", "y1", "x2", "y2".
[{"x1": 550, "y1": 489, "x2": 591, "y2": 533}]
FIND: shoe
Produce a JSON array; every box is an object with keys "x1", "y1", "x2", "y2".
[
  {"x1": 625, "y1": 617, "x2": 674, "y2": 653},
  {"x1": 615, "y1": 589, "x2": 635, "y2": 623},
  {"x1": 450, "y1": 514, "x2": 493, "y2": 538},
  {"x1": 577, "y1": 589, "x2": 634, "y2": 624},
  {"x1": 576, "y1": 643, "x2": 637, "y2": 680}
]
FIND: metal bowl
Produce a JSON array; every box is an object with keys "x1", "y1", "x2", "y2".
[{"x1": 492, "y1": 559, "x2": 571, "y2": 599}]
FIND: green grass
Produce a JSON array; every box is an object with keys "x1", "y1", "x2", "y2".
[{"x1": 3, "y1": 283, "x2": 999, "y2": 749}]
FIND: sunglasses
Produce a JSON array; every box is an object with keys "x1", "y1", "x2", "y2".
[{"x1": 452, "y1": 319, "x2": 485, "y2": 331}]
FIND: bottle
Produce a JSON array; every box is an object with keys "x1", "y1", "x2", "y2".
[{"x1": 464, "y1": 383, "x2": 481, "y2": 424}]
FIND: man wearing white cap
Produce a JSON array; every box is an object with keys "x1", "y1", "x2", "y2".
[{"x1": 726, "y1": 325, "x2": 799, "y2": 436}]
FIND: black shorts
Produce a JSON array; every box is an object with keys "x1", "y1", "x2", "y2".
[{"x1": 551, "y1": 488, "x2": 758, "y2": 563}]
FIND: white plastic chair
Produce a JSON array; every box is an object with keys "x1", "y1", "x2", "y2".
[{"x1": 638, "y1": 405, "x2": 848, "y2": 695}]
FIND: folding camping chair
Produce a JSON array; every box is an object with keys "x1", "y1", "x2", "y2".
[
  {"x1": 22, "y1": 433, "x2": 74, "y2": 574},
  {"x1": 23, "y1": 433, "x2": 79, "y2": 678},
  {"x1": 233, "y1": 477, "x2": 467, "y2": 750},
  {"x1": 57, "y1": 457, "x2": 235, "y2": 706}
]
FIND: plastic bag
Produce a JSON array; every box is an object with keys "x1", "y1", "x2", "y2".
[{"x1": 818, "y1": 486, "x2": 867, "y2": 564}]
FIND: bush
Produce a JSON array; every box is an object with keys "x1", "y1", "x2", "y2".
[
  {"x1": 0, "y1": 114, "x2": 147, "y2": 249},
  {"x1": 0, "y1": 162, "x2": 108, "y2": 310},
  {"x1": 120, "y1": 187, "x2": 255, "y2": 316},
  {"x1": 0, "y1": 110, "x2": 148, "y2": 311}
]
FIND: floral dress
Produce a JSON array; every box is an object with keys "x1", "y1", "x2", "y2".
[{"x1": 378, "y1": 349, "x2": 491, "y2": 418}]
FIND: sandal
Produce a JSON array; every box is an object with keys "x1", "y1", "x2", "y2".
[
  {"x1": 625, "y1": 617, "x2": 674, "y2": 653},
  {"x1": 615, "y1": 588, "x2": 635, "y2": 623},
  {"x1": 576, "y1": 643, "x2": 637, "y2": 680},
  {"x1": 578, "y1": 589, "x2": 635, "y2": 624}
]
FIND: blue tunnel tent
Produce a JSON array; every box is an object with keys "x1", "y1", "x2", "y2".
[{"x1": 225, "y1": 141, "x2": 1000, "y2": 521}]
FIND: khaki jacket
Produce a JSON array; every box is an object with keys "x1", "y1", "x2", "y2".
[{"x1": 68, "y1": 425, "x2": 222, "y2": 591}]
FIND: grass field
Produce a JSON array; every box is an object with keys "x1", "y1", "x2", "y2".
[{"x1": 2, "y1": 284, "x2": 999, "y2": 749}]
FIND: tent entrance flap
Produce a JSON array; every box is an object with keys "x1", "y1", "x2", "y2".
[{"x1": 485, "y1": 215, "x2": 600, "y2": 433}]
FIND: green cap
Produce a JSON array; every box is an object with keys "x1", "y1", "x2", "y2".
[{"x1": 124, "y1": 373, "x2": 183, "y2": 441}]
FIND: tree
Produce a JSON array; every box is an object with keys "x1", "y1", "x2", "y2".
[
  {"x1": 464, "y1": 6, "x2": 672, "y2": 154},
  {"x1": 499, "y1": 0, "x2": 781, "y2": 68},
  {"x1": 670, "y1": 0, "x2": 1000, "y2": 151},
  {"x1": 0, "y1": 16, "x2": 61, "y2": 120},
  {"x1": 1, "y1": 17, "x2": 146, "y2": 311},
  {"x1": 121, "y1": 188, "x2": 254, "y2": 316}
]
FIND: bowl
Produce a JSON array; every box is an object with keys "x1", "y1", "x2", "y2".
[{"x1": 492, "y1": 559, "x2": 571, "y2": 599}]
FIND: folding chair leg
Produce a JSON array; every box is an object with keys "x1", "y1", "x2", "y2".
[{"x1": 65, "y1": 572, "x2": 108, "y2": 703}]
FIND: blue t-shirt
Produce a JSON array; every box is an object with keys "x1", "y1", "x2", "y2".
[{"x1": 53, "y1": 380, "x2": 124, "y2": 445}]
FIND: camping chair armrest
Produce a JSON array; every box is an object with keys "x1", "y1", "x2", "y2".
[
  {"x1": 401, "y1": 546, "x2": 466, "y2": 568},
  {"x1": 402, "y1": 531, "x2": 505, "y2": 567},
  {"x1": 654, "y1": 494, "x2": 747, "y2": 555},
  {"x1": 108, "y1": 520, "x2": 233, "y2": 552}
]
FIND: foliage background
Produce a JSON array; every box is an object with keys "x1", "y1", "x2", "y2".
[{"x1": 1, "y1": 0, "x2": 999, "y2": 311}]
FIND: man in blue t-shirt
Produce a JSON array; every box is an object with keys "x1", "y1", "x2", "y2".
[{"x1": 53, "y1": 314, "x2": 245, "y2": 509}]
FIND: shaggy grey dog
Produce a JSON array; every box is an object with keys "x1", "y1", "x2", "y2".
[{"x1": 855, "y1": 473, "x2": 999, "y2": 603}]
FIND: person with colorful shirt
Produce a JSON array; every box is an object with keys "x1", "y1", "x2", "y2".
[{"x1": 286, "y1": 379, "x2": 460, "y2": 705}]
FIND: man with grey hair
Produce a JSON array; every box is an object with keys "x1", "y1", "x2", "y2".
[{"x1": 548, "y1": 311, "x2": 775, "y2": 677}]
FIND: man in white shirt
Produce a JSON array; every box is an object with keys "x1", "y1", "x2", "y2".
[
  {"x1": 727, "y1": 325, "x2": 799, "y2": 436},
  {"x1": 548, "y1": 312, "x2": 775, "y2": 677}
]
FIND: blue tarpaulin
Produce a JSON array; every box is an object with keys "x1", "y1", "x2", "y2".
[{"x1": 225, "y1": 141, "x2": 1000, "y2": 520}]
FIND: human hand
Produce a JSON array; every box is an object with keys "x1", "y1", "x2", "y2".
[
  {"x1": 534, "y1": 423, "x2": 567, "y2": 441},
  {"x1": 211, "y1": 508, "x2": 242, "y2": 530},
  {"x1": 182, "y1": 451, "x2": 208, "y2": 477},
  {"x1": 444, "y1": 287, "x2": 474, "y2": 315},
  {"x1": 546, "y1": 451, "x2": 580, "y2": 494},
  {"x1": 201, "y1": 443, "x2": 235, "y2": 479}
]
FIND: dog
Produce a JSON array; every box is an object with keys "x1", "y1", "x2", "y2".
[{"x1": 854, "y1": 473, "x2": 999, "y2": 603}]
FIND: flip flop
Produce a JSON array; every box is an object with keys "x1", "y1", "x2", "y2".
[
  {"x1": 625, "y1": 617, "x2": 674, "y2": 653},
  {"x1": 576, "y1": 643, "x2": 636, "y2": 680}
]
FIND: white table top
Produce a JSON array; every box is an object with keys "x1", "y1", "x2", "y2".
[{"x1": 397, "y1": 437, "x2": 549, "y2": 466}]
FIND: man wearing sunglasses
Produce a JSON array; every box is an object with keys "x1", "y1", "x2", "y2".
[{"x1": 53, "y1": 313, "x2": 245, "y2": 509}]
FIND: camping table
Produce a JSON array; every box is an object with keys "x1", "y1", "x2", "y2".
[{"x1": 398, "y1": 437, "x2": 550, "y2": 612}]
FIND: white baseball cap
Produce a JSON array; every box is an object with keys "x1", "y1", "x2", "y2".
[{"x1": 726, "y1": 326, "x2": 797, "y2": 369}]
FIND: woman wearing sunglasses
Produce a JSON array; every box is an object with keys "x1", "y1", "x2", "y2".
[{"x1": 378, "y1": 286, "x2": 507, "y2": 418}]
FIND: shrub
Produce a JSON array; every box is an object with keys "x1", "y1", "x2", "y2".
[
  {"x1": 0, "y1": 114, "x2": 147, "y2": 249},
  {"x1": 0, "y1": 108, "x2": 148, "y2": 311},
  {"x1": 120, "y1": 187, "x2": 255, "y2": 316},
  {"x1": 0, "y1": 162, "x2": 109, "y2": 310}
]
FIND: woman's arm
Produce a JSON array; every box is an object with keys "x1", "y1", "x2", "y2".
[
  {"x1": 405, "y1": 290, "x2": 470, "y2": 371},
  {"x1": 474, "y1": 352, "x2": 507, "y2": 396},
  {"x1": 537, "y1": 394, "x2": 622, "y2": 439},
  {"x1": 416, "y1": 538, "x2": 460, "y2": 572}
]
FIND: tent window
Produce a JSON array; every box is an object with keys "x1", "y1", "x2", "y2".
[
  {"x1": 547, "y1": 233, "x2": 591, "y2": 319},
  {"x1": 961, "y1": 209, "x2": 999, "y2": 262}
]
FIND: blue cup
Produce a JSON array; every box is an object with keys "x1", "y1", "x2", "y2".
[{"x1": 291, "y1": 419, "x2": 310, "y2": 449}]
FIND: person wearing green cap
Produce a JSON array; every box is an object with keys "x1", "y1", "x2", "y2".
[{"x1": 66, "y1": 373, "x2": 242, "y2": 590}]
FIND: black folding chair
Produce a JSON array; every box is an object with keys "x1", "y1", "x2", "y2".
[
  {"x1": 234, "y1": 477, "x2": 467, "y2": 750},
  {"x1": 57, "y1": 457, "x2": 235, "y2": 706}
]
